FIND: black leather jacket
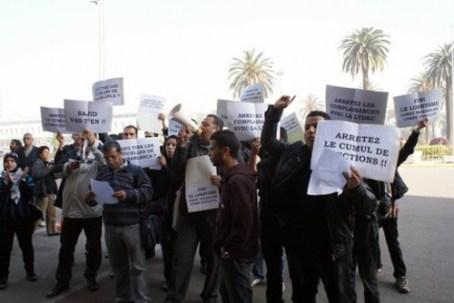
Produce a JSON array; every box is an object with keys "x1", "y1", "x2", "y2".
[{"x1": 261, "y1": 105, "x2": 377, "y2": 259}]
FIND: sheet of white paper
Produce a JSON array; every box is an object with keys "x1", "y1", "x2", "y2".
[
  {"x1": 40, "y1": 107, "x2": 68, "y2": 133},
  {"x1": 168, "y1": 119, "x2": 183, "y2": 136},
  {"x1": 281, "y1": 112, "x2": 305, "y2": 143},
  {"x1": 326, "y1": 85, "x2": 388, "y2": 124},
  {"x1": 64, "y1": 99, "x2": 113, "y2": 133},
  {"x1": 311, "y1": 120, "x2": 399, "y2": 182},
  {"x1": 185, "y1": 155, "x2": 220, "y2": 213},
  {"x1": 90, "y1": 179, "x2": 118, "y2": 205},
  {"x1": 136, "y1": 94, "x2": 166, "y2": 132},
  {"x1": 240, "y1": 83, "x2": 265, "y2": 103},
  {"x1": 118, "y1": 138, "x2": 161, "y2": 169},
  {"x1": 308, "y1": 149, "x2": 350, "y2": 195},
  {"x1": 393, "y1": 90, "x2": 441, "y2": 128},
  {"x1": 92, "y1": 77, "x2": 124, "y2": 105},
  {"x1": 226, "y1": 101, "x2": 268, "y2": 141}
]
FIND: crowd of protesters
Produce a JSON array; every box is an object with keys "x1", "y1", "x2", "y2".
[{"x1": 0, "y1": 95, "x2": 426, "y2": 303}]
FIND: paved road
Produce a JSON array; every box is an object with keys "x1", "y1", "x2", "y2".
[{"x1": 0, "y1": 166, "x2": 453, "y2": 303}]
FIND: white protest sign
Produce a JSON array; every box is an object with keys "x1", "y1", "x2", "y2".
[
  {"x1": 216, "y1": 99, "x2": 234, "y2": 126},
  {"x1": 219, "y1": 100, "x2": 267, "y2": 141},
  {"x1": 185, "y1": 155, "x2": 220, "y2": 213},
  {"x1": 168, "y1": 119, "x2": 183, "y2": 136},
  {"x1": 326, "y1": 85, "x2": 388, "y2": 124},
  {"x1": 311, "y1": 120, "x2": 399, "y2": 182},
  {"x1": 64, "y1": 100, "x2": 113, "y2": 133},
  {"x1": 393, "y1": 90, "x2": 442, "y2": 128},
  {"x1": 240, "y1": 83, "x2": 265, "y2": 103},
  {"x1": 281, "y1": 112, "x2": 304, "y2": 143},
  {"x1": 136, "y1": 94, "x2": 166, "y2": 133},
  {"x1": 40, "y1": 107, "x2": 68, "y2": 133},
  {"x1": 92, "y1": 77, "x2": 124, "y2": 105},
  {"x1": 118, "y1": 137, "x2": 161, "y2": 170}
]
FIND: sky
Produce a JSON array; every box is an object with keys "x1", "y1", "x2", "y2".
[{"x1": 0, "y1": 0, "x2": 453, "y2": 120}]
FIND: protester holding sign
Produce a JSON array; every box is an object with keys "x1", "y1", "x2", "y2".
[
  {"x1": 261, "y1": 95, "x2": 377, "y2": 302},
  {"x1": 47, "y1": 129, "x2": 105, "y2": 298},
  {"x1": 92, "y1": 141, "x2": 153, "y2": 303},
  {"x1": 377, "y1": 119, "x2": 427, "y2": 295},
  {"x1": 165, "y1": 114, "x2": 224, "y2": 303}
]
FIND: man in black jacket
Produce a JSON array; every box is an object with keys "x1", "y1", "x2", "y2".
[
  {"x1": 210, "y1": 130, "x2": 257, "y2": 303},
  {"x1": 261, "y1": 96, "x2": 377, "y2": 303}
]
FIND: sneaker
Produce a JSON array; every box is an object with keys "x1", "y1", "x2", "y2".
[
  {"x1": 251, "y1": 278, "x2": 266, "y2": 287},
  {"x1": 395, "y1": 276, "x2": 410, "y2": 294}
]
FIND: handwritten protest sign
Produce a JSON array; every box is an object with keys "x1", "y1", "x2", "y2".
[
  {"x1": 64, "y1": 99, "x2": 113, "y2": 133},
  {"x1": 240, "y1": 83, "x2": 265, "y2": 103},
  {"x1": 185, "y1": 155, "x2": 220, "y2": 213},
  {"x1": 393, "y1": 90, "x2": 441, "y2": 128},
  {"x1": 136, "y1": 94, "x2": 166, "y2": 133},
  {"x1": 326, "y1": 85, "x2": 388, "y2": 124},
  {"x1": 168, "y1": 119, "x2": 183, "y2": 136},
  {"x1": 216, "y1": 99, "x2": 233, "y2": 125},
  {"x1": 92, "y1": 77, "x2": 124, "y2": 105},
  {"x1": 280, "y1": 113, "x2": 304, "y2": 143},
  {"x1": 40, "y1": 107, "x2": 68, "y2": 133},
  {"x1": 217, "y1": 100, "x2": 267, "y2": 141},
  {"x1": 311, "y1": 120, "x2": 399, "y2": 182},
  {"x1": 118, "y1": 138, "x2": 161, "y2": 170}
]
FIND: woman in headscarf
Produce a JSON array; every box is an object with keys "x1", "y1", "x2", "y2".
[{"x1": 0, "y1": 153, "x2": 41, "y2": 290}]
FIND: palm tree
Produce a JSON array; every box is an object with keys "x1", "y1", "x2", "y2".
[
  {"x1": 424, "y1": 43, "x2": 453, "y2": 143},
  {"x1": 339, "y1": 27, "x2": 390, "y2": 89},
  {"x1": 299, "y1": 94, "x2": 324, "y2": 120},
  {"x1": 228, "y1": 49, "x2": 276, "y2": 99},
  {"x1": 409, "y1": 71, "x2": 438, "y2": 143}
]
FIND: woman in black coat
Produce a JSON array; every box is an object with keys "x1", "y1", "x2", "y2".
[{"x1": 0, "y1": 153, "x2": 42, "y2": 290}]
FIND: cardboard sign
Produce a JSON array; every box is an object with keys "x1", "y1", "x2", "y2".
[
  {"x1": 326, "y1": 85, "x2": 388, "y2": 124},
  {"x1": 311, "y1": 120, "x2": 399, "y2": 182},
  {"x1": 280, "y1": 112, "x2": 304, "y2": 143},
  {"x1": 185, "y1": 155, "x2": 220, "y2": 213},
  {"x1": 118, "y1": 138, "x2": 161, "y2": 169},
  {"x1": 64, "y1": 99, "x2": 113, "y2": 133},
  {"x1": 168, "y1": 119, "x2": 183, "y2": 136},
  {"x1": 217, "y1": 100, "x2": 267, "y2": 141},
  {"x1": 92, "y1": 77, "x2": 124, "y2": 105},
  {"x1": 394, "y1": 90, "x2": 442, "y2": 127},
  {"x1": 40, "y1": 107, "x2": 68, "y2": 133},
  {"x1": 240, "y1": 83, "x2": 265, "y2": 103},
  {"x1": 136, "y1": 94, "x2": 166, "y2": 133}
]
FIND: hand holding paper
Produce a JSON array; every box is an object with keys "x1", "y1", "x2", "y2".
[{"x1": 90, "y1": 179, "x2": 118, "y2": 205}]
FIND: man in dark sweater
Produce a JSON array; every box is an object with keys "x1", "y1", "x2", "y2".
[
  {"x1": 93, "y1": 141, "x2": 153, "y2": 303},
  {"x1": 210, "y1": 130, "x2": 258, "y2": 303},
  {"x1": 261, "y1": 96, "x2": 377, "y2": 303}
]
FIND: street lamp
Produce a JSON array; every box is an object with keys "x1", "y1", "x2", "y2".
[{"x1": 91, "y1": 0, "x2": 105, "y2": 80}]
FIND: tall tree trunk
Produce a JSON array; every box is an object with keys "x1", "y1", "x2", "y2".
[
  {"x1": 446, "y1": 79, "x2": 453, "y2": 144},
  {"x1": 362, "y1": 67, "x2": 369, "y2": 90}
]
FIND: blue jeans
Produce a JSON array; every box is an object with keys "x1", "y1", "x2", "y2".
[{"x1": 219, "y1": 258, "x2": 253, "y2": 303}]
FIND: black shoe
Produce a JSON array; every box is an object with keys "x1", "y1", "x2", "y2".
[
  {"x1": 47, "y1": 283, "x2": 69, "y2": 298},
  {"x1": 86, "y1": 280, "x2": 99, "y2": 292},
  {"x1": 0, "y1": 278, "x2": 7, "y2": 290},
  {"x1": 27, "y1": 273, "x2": 38, "y2": 282}
]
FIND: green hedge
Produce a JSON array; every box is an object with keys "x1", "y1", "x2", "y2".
[{"x1": 416, "y1": 145, "x2": 453, "y2": 160}]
